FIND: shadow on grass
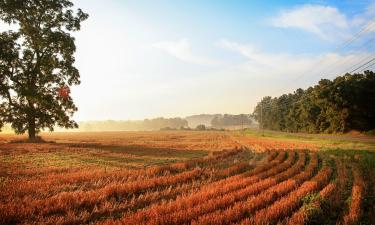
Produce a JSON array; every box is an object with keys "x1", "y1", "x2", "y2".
[
  {"x1": 8, "y1": 136, "x2": 56, "y2": 144},
  {"x1": 50, "y1": 142, "x2": 209, "y2": 159}
]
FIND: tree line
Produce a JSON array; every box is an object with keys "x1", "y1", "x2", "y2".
[
  {"x1": 253, "y1": 71, "x2": 375, "y2": 133},
  {"x1": 76, "y1": 118, "x2": 188, "y2": 132},
  {"x1": 211, "y1": 114, "x2": 252, "y2": 127}
]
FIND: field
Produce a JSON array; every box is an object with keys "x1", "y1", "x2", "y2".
[{"x1": 1, "y1": 131, "x2": 375, "y2": 225}]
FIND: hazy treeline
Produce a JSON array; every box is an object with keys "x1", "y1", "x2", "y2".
[
  {"x1": 1, "y1": 114, "x2": 256, "y2": 133},
  {"x1": 211, "y1": 114, "x2": 252, "y2": 127},
  {"x1": 78, "y1": 118, "x2": 188, "y2": 131},
  {"x1": 79, "y1": 114, "x2": 253, "y2": 131},
  {"x1": 253, "y1": 71, "x2": 375, "y2": 133},
  {"x1": 185, "y1": 114, "x2": 221, "y2": 127}
]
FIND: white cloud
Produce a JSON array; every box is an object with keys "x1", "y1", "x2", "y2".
[
  {"x1": 152, "y1": 38, "x2": 216, "y2": 66},
  {"x1": 217, "y1": 39, "x2": 371, "y2": 86},
  {"x1": 350, "y1": 1, "x2": 375, "y2": 32},
  {"x1": 364, "y1": 1, "x2": 375, "y2": 32},
  {"x1": 218, "y1": 39, "x2": 295, "y2": 69},
  {"x1": 366, "y1": 1, "x2": 375, "y2": 15},
  {"x1": 272, "y1": 5, "x2": 349, "y2": 40}
]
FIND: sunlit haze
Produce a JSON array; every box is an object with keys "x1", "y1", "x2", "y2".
[{"x1": 69, "y1": 0, "x2": 375, "y2": 120}]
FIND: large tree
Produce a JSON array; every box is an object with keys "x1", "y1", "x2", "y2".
[{"x1": 0, "y1": 0, "x2": 88, "y2": 139}]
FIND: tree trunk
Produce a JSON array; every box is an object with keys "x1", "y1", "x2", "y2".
[
  {"x1": 27, "y1": 94, "x2": 36, "y2": 140},
  {"x1": 28, "y1": 119, "x2": 36, "y2": 140}
]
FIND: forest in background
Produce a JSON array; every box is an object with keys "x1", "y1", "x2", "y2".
[
  {"x1": 253, "y1": 71, "x2": 375, "y2": 133},
  {"x1": 72, "y1": 118, "x2": 188, "y2": 131},
  {"x1": 4, "y1": 70, "x2": 375, "y2": 134},
  {"x1": 0, "y1": 114, "x2": 255, "y2": 133},
  {"x1": 75, "y1": 114, "x2": 253, "y2": 131}
]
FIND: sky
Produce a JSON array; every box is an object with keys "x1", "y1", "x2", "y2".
[{"x1": 16, "y1": 0, "x2": 375, "y2": 120}]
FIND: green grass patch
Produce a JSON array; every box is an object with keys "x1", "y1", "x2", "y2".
[{"x1": 242, "y1": 129, "x2": 375, "y2": 151}]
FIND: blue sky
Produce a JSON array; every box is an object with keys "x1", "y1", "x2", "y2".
[{"x1": 68, "y1": 0, "x2": 375, "y2": 120}]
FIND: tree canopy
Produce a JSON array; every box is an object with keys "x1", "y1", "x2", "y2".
[
  {"x1": 0, "y1": 0, "x2": 88, "y2": 139},
  {"x1": 253, "y1": 71, "x2": 375, "y2": 133}
]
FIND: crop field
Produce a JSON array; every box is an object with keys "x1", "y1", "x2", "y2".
[{"x1": 1, "y1": 131, "x2": 375, "y2": 225}]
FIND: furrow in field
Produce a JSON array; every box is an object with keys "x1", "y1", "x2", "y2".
[
  {"x1": 285, "y1": 157, "x2": 343, "y2": 225},
  {"x1": 97, "y1": 151, "x2": 287, "y2": 225},
  {"x1": 247, "y1": 161, "x2": 333, "y2": 225},
  {"x1": 0, "y1": 167, "x2": 216, "y2": 225},
  {"x1": 190, "y1": 152, "x2": 314, "y2": 225},
  {"x1": 141, "y1": 152, "x2": 299, "y2": 225},
  {"x1": 342, "y1": 166, "x2": 365, "y2": 225},
  {"x1": 0, "y1": 149, "x2": 246, "y2": 202}
]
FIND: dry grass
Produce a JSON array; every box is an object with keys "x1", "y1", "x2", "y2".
[{"x1": 0, "y1": 131, "x2": 374, "y2": 224}]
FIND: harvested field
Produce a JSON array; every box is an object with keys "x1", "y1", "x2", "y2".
[{"x1": 0, "y1": 131, "x2": 374, "y2": 225}]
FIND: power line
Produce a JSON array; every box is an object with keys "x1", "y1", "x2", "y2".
[
  {"x1": 252, "y1": 17, "x2": 375, "y2": 129},
  {"x1": 269, "y1": 18, "x2": 375, "y2": 97},
  {"x1": 256, "y1": 55, "x2": 375, "y2": 113},
  {"x1": 254, "y1": 52, "x2": 375, "y2": 114},
  {"x1": 358, "y1": 59, "x2": 375, "y2": 72},
  {"x1": 341, "y1": 52, "x2": 375, "y2": 74},
  {"x1": 322, "y1": 37, "x2": 375, "y2": 79},
  {"x1": 254, "y1": 27, "x2": 375, "y2": 112},
  {"x1": 349, "y1": 56, "x2": 375, "y2": 74}
]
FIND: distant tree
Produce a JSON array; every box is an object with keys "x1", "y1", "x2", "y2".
[
  {"x1": 211, "y1": 114, "x2": 252, "y2": 127},
  {"x1": 196, "y1": 124, "x2": 206, "y2": 130},
  {"x1": 143, "y1": 117, "x2": 188, "y2": 130},
  {"x1": 0, "y1": 0, "x2": 88, "y2": 139},
  {"x1": 160, "y1": 127, "x2": 174, "y2": 131}
]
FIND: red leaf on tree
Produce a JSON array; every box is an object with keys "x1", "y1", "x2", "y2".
[{"x1": 58, "y1": 86, "x2": 70, "y2": 99}]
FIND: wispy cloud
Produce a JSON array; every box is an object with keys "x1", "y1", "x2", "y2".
[
  {"x1": 218, "y1": 39, "x2": 294, "y2": 69},
  {"x1": 152, "y1": 38, "x2": 216, "y2": 66},
  {"x1": 363, "y1": 1, "x2": 375, "y2": 32},
  {"x1": 271, "y1": 4, "x2": 349, "y2": 40},
  {"x1": 217, "y1": 39, "x2": 371, "y2": 83},
  {"x1": 365, "y1": 1, "x2": 375, "y2": 16}
]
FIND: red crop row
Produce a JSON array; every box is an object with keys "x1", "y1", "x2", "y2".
[
  {"x1": 265, "y1": 151, "x2": 279, "y2": 162},
  {"x1": 92, "y1": 152, "x2": 284, "y2": 223},
  {"x1": 1, "y1": 149, "x2": 245, "y2": 202},
  {"x1": 230, "y1": 153, "x2": 319, "y2": 225},
  {"x1": 286, "y1": 181, "x2": 337, "y2": 225},
  {"x1": 343, "y1": 167, "x2": 365, "y2": 225},
  {"x1": 100, "y1": 152, "x2": 287, "y2": 225},
  {"x1": 31, "y1": 179, "x2": 213, "y2": 225},
  {"x1": 142, "y1": 152, "x2": 299, "y2": 225},
  {"x1": 189, "y1": 152, "x2": 311, "y2": 225},
  {"x1": 285, "y1": 157, "x2": 349, "y2": 225},
  {"x1": 0, "y1": 167, "x2": 202, "y2": 224},
  {"x1": 249, "y1": 163, "x2": 332, "y2": 225},
  {"x1": 0, "y1": 152, "x2": 257, "y2": 225}
]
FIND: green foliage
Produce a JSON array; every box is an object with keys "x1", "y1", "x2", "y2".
[
  {"x1": 302, "y1": 193, "x2": 322, "y2": 205},
  {"x1": 365, "y1": 129, "x2": 375, "y2": 136},
  {"x1": 0, "y1": 0, "x2": 88, "y2": 139},
  {"x1": 253, "y1": 71, "x2": 375, "y2": 133}
]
